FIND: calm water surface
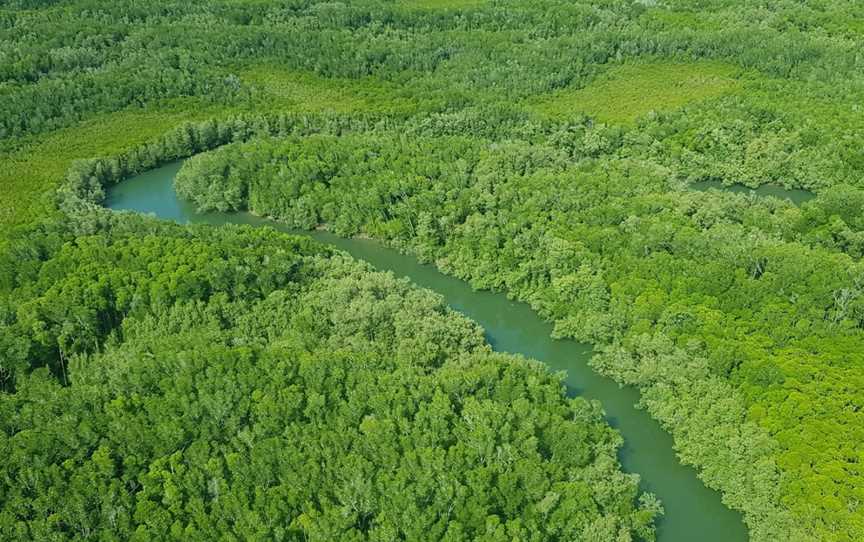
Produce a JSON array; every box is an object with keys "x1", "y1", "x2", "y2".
[
  {"x1": 691, "y1": 179, "x2": 815, "y2": 205},
  {"x1": 106, "y1": 161, "x2": 749, "y2": 542}
]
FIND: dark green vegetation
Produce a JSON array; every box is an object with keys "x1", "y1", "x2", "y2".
[
  {"x1": 108, "y1": 160, "x2": 750, "y2": 542},
  {"x1": 174, "y1": 131, "x2": 864, "y2": 541},
  {"x1": 0, "y1": 216, "x2": 659, "y2": 540},
  {"x1": 2, "y1": 0, "x2": 864, "y2": 540}
]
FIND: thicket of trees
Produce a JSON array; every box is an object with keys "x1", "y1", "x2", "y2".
[
  {"x1": 172, "y1": 132, "x2": 864, "y2": 540},
  {"x1": 4, "y1": 0, "x2": 864, "y2": 540},
  {"x1": 3, "y1": 0, "x2": 863, "y2": 165},
  {"x1": 0, "y1": 215, "x2": 659, "y2": 541}
]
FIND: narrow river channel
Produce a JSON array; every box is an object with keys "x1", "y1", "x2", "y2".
[{"x1": 106, "y1": 161, "x2": 750, "y2": 542}]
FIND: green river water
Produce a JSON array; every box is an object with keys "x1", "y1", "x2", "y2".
[
  {"x1": 692, "y1": 179, "x2": 815, "y2": 205},
  {"x1": 106, "y1": 161, "x2": 754, "y2": 542}
]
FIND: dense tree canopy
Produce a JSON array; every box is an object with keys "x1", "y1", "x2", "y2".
[
  {"x1": 170, "y1": 131, "x2": 864, "y2": 540},
  {"x1": 0, "y1": 216, "x2": 659, "y2": 541},
  {"x1": 3, "y1": 0, "x2": 864, "y2": 540}
]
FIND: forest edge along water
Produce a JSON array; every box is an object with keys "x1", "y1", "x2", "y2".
[
  {"x1": 106, "y1": 160, "x2": 764, "y2": 542},
  {"x1": 107, "y1": 161, "x2": 754, "y2": 542}
]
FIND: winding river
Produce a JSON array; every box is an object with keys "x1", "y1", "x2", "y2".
[{"x1": 106, "y1": 161, "x2": 751, "y2": 542}]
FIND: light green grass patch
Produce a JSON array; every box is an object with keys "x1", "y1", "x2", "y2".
[
  {"x1": 641, "y1": 7, "x2": 718, "y2": 32},
  {"x1": 401, "y1": 0, "x2": 487, "y2": 10},
  {"x1": 0, "y1": 67, "x2": 424, "y2": 232},
  {"x1": 241, "y1": 68, "x2": 420, "y2": 116},
  {"x1": 0, "y1": 99, "x2": 222, "y2": 230},
  {"x1": 527, "y1": 61, "x2": 743, "y2": 125}
]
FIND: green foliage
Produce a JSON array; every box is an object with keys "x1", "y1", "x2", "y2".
[
  {"x1": 527, "y1": 62, "x2": 743, "y2": 125},
  {"x1": 176, "y1": 130, "x2": 864, "y2": 540},
  {"x1": 0, "y1": 218, "x2": 657, "y2": 541},
  {"x1": 4, "y1": 0, "x2": 864, "y2": 540},
  {"x1": 240, "y1": 67, "x2": 424, "y2": 116},
  {"x1": 0, "y1": 103, "x2": 221, "y2": 229},
  {"x1": 402, "y1": 0, "x2": 488, "y2": 10}
]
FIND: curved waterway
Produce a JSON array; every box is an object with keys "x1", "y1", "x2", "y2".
[{"x1": 106, "y1": 161, "x2": 749, "y2": 542}]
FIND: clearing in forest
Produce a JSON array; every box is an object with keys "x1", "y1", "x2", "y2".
[
  {"x1": 527, "y1": 61, "x2": 742, "y2": 125},
  {"x1": 241, "y1": 68, "x2": 419, "y2": 115}
]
